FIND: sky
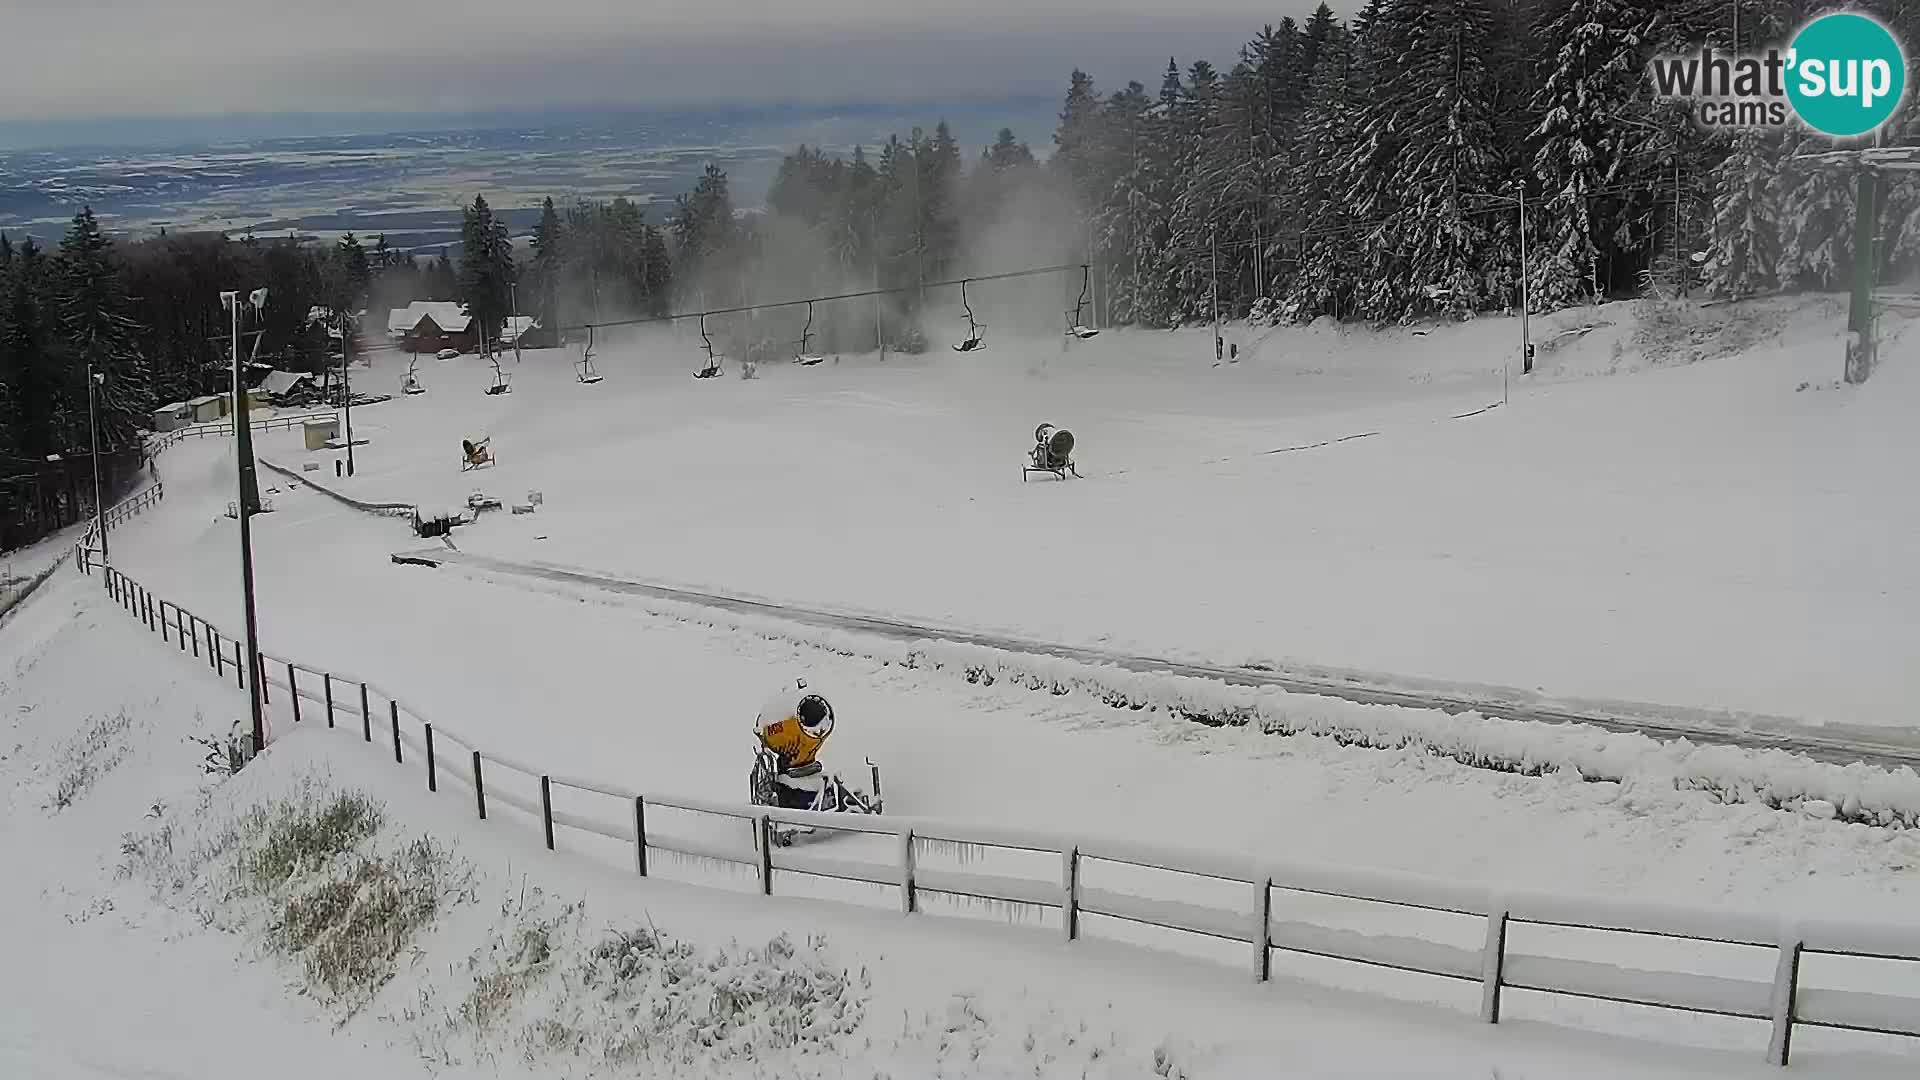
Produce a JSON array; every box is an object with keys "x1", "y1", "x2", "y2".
[{"x1": 2, "y1": 2, "x2": 1334, "y2": 130}]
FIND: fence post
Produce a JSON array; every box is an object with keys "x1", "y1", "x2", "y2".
[
  {"x1": 900, "y1": 828, "x2": 917, "y2": 915},
  {"x1": 142, "y1": 589, "x2": 153, "y2": 630},
  {"x1": 1480, "y1": 905, "x2": 1510, "y2": 1024},
  {"x1": 360, "y1": 684, "x2": 371, "y2": 742},
  {"x1": 1256, "y1": 878, "x2": 1273, "y2": 982},
  {"x1": 473, "y1": 752, "x2": 487, "y2": 820},
  {"x1": 209, "y1": 628, "x2": 222, "y2": 673},
  {"x1": 540, "y1": 776, "x2": 556, "y2": 851},
  {"x1": 232, "y1": 641, "x2": 244, "y2": 689},
  {"x1": 288, "y1": 664, "x2": 301, "y2": 723},
  {"x1": 188, "y1": 615, "x2": 200, "y2": 659},
  {"x1": 757, "y1": 814, "x2": 774, "y2": 895},
  {"x1": 389, "y1": 700, "x2": 402, "y2": 764},
  {"x1": 174, "y1": 609, "x2": 186, "y2": 652},
  {"x1": 159, "y1": 601, "x2": 169, "y2": 643},
  {"x1": 1063, "y1": 847, "x2": 1080, "y2": 942},
  {"x1": 257, "y1": 654, "x2": 269, "y2": 704},
  {"x1": 323, "y1": 673, "x2": 334, "y2": 728},
  {"x1": 633, "y1": 796, "x2": 648, "y2": 876},
  {"x1": 423, "y1": 724, "x2": 438, "y2": 791},
  {"x1": 1766, "y1": 938, "x2": 1804, "y2": 1066}
]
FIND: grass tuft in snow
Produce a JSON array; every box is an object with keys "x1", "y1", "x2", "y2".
[
  {"x1": 458, "y1": 887, "x2": 577, "y2": 1033},
  {"x1": 48, "y1": 710, "x2": 133, "y2": 811},
  {"x1": 272, "y1": 835, "x2": 461, "y2": 1005},
  {"x1": 556, "y1": 927, "x2": 867, "y2": 1067},
  {"x1": 237, "y1": 787, "x2": 384, "y2": 891}
]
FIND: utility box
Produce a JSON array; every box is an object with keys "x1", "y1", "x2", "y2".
[
  {"x1": 302, "y1": 416, "x2": 340, "y2": 451},
  {"x1": 188, "y1": 396, "x2": 222, "y2": 423}
]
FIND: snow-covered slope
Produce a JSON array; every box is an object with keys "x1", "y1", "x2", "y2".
[
  {"x1": 246, "y1": 295, "x2": 1916, "y2": 728},
  {"x1": 21, "y1": 573, "x2": 1912, "y2": 1078}
]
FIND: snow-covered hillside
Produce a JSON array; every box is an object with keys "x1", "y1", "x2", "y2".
[
  {"x1": 240, "y1": 295, "x2": 1916, "y2": 728},
  {"x1": 17, "y1": 572, "x2": 1900, "y2": 1079}
]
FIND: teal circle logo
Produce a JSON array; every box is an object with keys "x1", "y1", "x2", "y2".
[{"x1": 1786, "y1": 13, "x2": 1908, "y2": 137}]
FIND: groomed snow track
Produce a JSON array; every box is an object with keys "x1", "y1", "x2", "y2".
[{"x1": 389, "y1": 547, "x2": 1920, "y2": 772}]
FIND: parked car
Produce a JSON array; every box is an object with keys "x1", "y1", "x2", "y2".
[{"x1": 436, "y1": 348, "x2": 460, "y2": 360}]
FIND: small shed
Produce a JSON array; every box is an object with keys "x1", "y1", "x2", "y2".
[
  {"x1": 246, "y1": 385, "x2": 272, "y2": 410},
  {"x1": 188, "y1": 395, "x2": 222, "y2": 423},
  {"x1": 151, "y1": 402, "x2": 191, "y2": 432},
  {"x1": 302, "y1": 416, "x2": 341, "y2": 451}
]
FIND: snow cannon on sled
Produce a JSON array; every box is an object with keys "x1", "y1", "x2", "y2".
[
  {"x1": 1023, "y1": 423, "x2": 1081, "y2": 481},
  {"x1": 749, "y1": 748, "x2": 884, "y2": 846}
]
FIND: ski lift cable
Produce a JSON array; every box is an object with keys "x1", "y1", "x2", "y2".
[{"x1": 561, "y1": 261, "x2": 1087, "y2": 336}]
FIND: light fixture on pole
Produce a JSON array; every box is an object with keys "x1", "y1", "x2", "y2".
[
  {"x1": 86, "y1": 363, "x2": 107, "y2": 563},
  {"x1": 222, "y1": 286, "x2": 269, "y2": 758}
]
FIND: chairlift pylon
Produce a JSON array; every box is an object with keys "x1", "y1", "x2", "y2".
[
  {"x1": 794, "y1": 301, "x2": 825, "y2": 365},
  {"x1": 576, "y1": 324, "x2": 604, "y2": 384},
  {"x1": 695, "y1": 313, "x2": 725, "y2": 378},
  {"x1": 1065, "y1": 264, "x2": 1100, "y2": 339},
  {"x1": 953, "y1": 279, "x2": 985, "y2": 352}
]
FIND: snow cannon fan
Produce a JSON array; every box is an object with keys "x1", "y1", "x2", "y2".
[{"x1": 1023, "y1": 423, "x2": 1081, "y2": 481}]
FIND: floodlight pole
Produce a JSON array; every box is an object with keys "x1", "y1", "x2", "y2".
[
  {"x1": 1210, "y1": 224, "x2": 1222, "y2": 363},
  {"x1": 1518, "y1": 185, "x2": 1531, "y2": 375},
  {"x1": 86, "y1": 363, "x2": 107, "y2": 562},
  {"x1": 226, "y1": 290, "x2": 267, "y2": 757},
  {"x1": 1846, "y1": 167, "x2": 1879, "y2": 384},
  {"x1": 340, "y1": 312, "x2": 355, "y2": 476}
]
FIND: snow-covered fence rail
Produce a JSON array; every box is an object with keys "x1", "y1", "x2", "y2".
[
  {"x1": 76, "y1": 550, "x2": 1920, "y2": 1068},
  {"x1": 152, "y1": 411, "x2": 335, "y2": 452}
]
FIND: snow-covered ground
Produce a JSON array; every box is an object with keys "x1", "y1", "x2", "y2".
[
  {"x1": 247, "y1": 295, "x2": 1916, "y2": 729},
  {"x1": 105, "y1": 430, "x2": 1920, "y2": 921},
  {"x1": 15, "y1": 292, "x2": 1920, "y2": 1075},
  {"x1": 7, "y1": 571, "x2": 1918, "y2": 1078}
]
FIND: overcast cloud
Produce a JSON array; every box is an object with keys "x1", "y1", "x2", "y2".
[{"x1": 3, "y1": 2, "x2": 1332, "y2": 123}]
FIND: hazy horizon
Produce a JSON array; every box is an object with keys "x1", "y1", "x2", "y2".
[{"x1": 2, "y1": 7, "x2": 1334, "y2": 145}]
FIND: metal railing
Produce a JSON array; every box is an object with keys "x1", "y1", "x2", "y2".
[{"x1": 72, "y1": 546, "x2": 1920, "y2": 1069}]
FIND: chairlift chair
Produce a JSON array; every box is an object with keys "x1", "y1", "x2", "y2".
[
  {"x1": 793, "y1": 301, "x2": 826, "y2": 365},
  {"x1": 402, "y1": 356, "x2": 426, "y2": 395},
  {"x1": 1023, "y1": 423, "x2": 1082, "y2": 481},
  {"x1": 485, "y1": 354, "x2": 512, "y2": 396},
  {"x1": 576, "y1": 325, "x2": 604, "y2": 384},
  {"x1": 953, "y1": 279, "x2": 985, "y2": 352},
  {"x1": 1065, "y1": 265, "x2": 1100, "y2": 339},
  {"x1": 694, "y1": 313, "x2": 725, "y2": 378}
]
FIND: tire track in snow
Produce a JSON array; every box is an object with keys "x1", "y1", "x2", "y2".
[{"x1": 389, "y1": 547, "x2": 1920, "y2": 771}]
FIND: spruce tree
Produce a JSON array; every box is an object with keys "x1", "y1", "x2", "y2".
[
  {"x1": 458, "y1": 195, "x2": 515, "y2": 347},
  {"x1": 1702, "y1": 128, "x2": 1782, "y2": 299},
  {"x1": 56, "y1": 207, "x2": 148, "y2": 446},
  {"x1": 1530, "y1": 0, "x2": 1655, "y2": 307},
  {"x1": 529, "y1": 197, "x2": 564, "y2": 332}
]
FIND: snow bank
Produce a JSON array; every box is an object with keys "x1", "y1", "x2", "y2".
[{"x1": 516, "y1": 575, "x2": 1920, "y2": 831}]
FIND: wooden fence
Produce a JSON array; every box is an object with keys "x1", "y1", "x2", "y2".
[{"x1": 70, "y1": 539, "x2": 1920, "y2": 1069}]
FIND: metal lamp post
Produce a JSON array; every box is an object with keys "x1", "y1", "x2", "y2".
[
  {"x1": 1465, "y1": 186, "x2": 1533, "y2": 377},
  {"x1": 86, "y1": 363, "x2": 107, "y2": 562},
  {"x1": 223, "y1": 288, "x2": 268, "y2": 757}
]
